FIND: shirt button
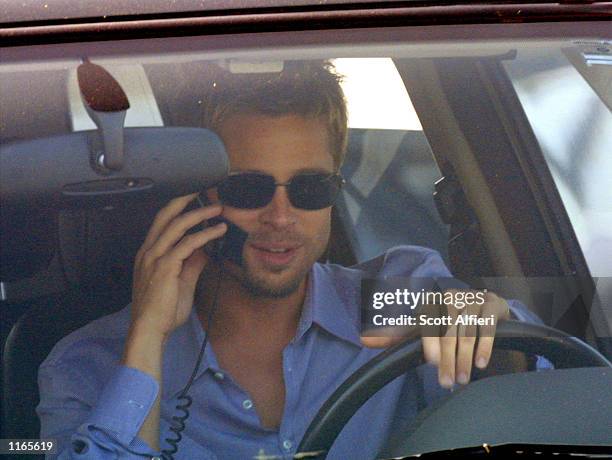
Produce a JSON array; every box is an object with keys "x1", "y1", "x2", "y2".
[
  {"x1": 72, "y1": 439, "x2": 89, "y2": 454},
  {"x1": 283, "y1": 439, "x2": 293, "y2": 450},
  {"x1": 213, "y1": 372, "x2": 224, "y2": 380},
  {"x1": 242, "y1": 399, "x2": 253, "y2": 409}
]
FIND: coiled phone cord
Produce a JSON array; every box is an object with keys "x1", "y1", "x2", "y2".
[{"x1": 161, "y1": 268, "x2": 222, "y2": 460}]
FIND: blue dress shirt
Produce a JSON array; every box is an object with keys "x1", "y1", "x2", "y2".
[{"x1": 38, "y1": 246, "x2": 550, "y2": 459}]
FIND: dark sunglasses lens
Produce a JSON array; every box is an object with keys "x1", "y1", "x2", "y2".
[
  {"x1": 218, "y1": 174, "x2": 275, "y2": 209},
  {"x1": 289, "y1": 174, "x2": 342, "y2": 210}
]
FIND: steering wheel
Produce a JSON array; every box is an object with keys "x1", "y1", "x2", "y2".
[{"x1": 297, "y1": 320, "x2": 612, "y2": 458}]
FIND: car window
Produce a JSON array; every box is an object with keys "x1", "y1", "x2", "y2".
[
  {"x1": 332, "y1": 58, "x2": 448, "y2": 263},
  {"x1": 504, "y1": 45, "x2": 612, "y2": 277}
]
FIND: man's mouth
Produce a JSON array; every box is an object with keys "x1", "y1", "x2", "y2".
[{"x1": 249, "y1": 242, "x2": 302, "y2": 265}]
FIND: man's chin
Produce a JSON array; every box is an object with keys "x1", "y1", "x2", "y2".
[
  {"x1": 221, "y1": 258, "x2": 305, "y2": 299},
  {"x1": 244, "y1": 261, "x2": 307, "y2": 298},
  {"x1": 244, "y1": 277, "x2": 303, "y2": 299}
]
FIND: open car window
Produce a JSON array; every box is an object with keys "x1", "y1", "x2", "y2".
[
  {"x1": 504, "y1": 46, "x2": 612, "y2": 278},
  {"x1": 332, "y1": 58, "x2": 447, "y2": 264}
]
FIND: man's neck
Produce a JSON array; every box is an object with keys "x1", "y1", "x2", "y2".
[{"x1": 196, "y1": 267, "x2": 307, "y2": 347}]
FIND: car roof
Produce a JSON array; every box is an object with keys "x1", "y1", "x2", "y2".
[
  {"x1": 3, "y1": 0, "x2": 606, "y2": 26},
  {"x1": 0, "y1": 0, "x2": 415, "y2": 24}
]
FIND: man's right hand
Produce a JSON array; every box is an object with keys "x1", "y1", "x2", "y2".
[{"x1": 130, "y1": 193, "x2": 227, "y2": 341}]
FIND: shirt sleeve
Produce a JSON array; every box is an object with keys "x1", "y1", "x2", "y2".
[{"x1": 38, "y1": 363, "x2": 162, "y2": 459}]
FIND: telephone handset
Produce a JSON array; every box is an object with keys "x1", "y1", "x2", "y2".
[
  {"x1": 163, "y1": 191, "x2": 239, "y2": 459},
  {"x1": 192, "y1": 193, "x2": 249, "y2": 267}
]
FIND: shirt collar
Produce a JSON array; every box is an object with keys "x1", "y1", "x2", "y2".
[
  {"x1": 162, "y1": 262, "x2": 364, "y2": 398},
  {"x1": 294, "y1": 262, "x2": 363, "y2": 348}
]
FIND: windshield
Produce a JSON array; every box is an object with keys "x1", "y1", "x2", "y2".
[{"x1": 1, "y1": 26, "x2": 610, "y2": 459}]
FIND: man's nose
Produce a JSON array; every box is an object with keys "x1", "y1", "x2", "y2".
[{"x1": 260, "y1": 185, "x2": 297, "y2": 228}]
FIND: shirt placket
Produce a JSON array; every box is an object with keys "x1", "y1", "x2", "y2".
[
  {"x1": 205, "y1": 343, "x2": 263, "y2": 429},
  {"x1": 276, "y1": 343, "x2": 298, "y2": 458}
]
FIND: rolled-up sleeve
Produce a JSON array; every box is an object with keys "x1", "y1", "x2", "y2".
[{"x1": 38, "y1": 363, "x2": 161, "y2": 459}]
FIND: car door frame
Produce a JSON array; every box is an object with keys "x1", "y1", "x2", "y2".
[{"x1": 395, "y1": 51, "x2": 609, "y2": 355}]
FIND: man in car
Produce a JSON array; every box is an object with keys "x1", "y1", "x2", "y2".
[{"x1": 38, "y1": 60, "x2": 548, "y2": 459}]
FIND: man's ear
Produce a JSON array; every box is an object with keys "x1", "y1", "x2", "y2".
[{"x1": 321, "y1": 206, "x2": 358, "y2": 266}]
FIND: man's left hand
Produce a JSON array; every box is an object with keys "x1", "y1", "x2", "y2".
[{"x1": 361, "y1": 290, "x2": 511, "y2": 389}]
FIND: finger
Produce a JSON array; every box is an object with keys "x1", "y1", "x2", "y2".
[
  {"x1": 181, "y1": 247, "x2": 209, "y2": 287},
  {"x1": 144, "y1": 203, "x2": 223, "y2": 264},
  {"x1": 455, "y1": 300, "x2": 479, "y2": 383},
  {"x1": 437, "y1": 300, "x2": 460, "y2": 388},
  {"x1": 438, "y1": 334, "x2": 457, "y2": 389},
  {"x1": 168, "y1": 222, "x2": 227, "y2": 264},
  {"x1": 417, "y1": 300, "x2": 441, "y2": 363},
  {"x1": 150, "y1": 222, "x2": 227, "y2": 281},
  {"x1": 419, "y1": 301, "x2": 441, "y2": 344},
  {"x1": 422, "y1": 336, "x2": 441, "y2": 365},
  {"x1": 456, "y1": 302, "x2": 477, "y2": 384},
  {"x1": 360, "y1": 324, "x2": 409, "y2": 348},
  {"x1": 360, "y1": 336, "x2": 404, "y2": 348},
  {"x1": 474, "y1": 294, "x2": 506, "y2": 369},
  {"x1": 456, "y1": 334, "x2": 476, "y2": 385},
  {"x1": 474, "y1": 336, "x2": 494, "y2": 369},
  {"x1": 141, "y1": 193, "x2": 200, "y2": 253}
]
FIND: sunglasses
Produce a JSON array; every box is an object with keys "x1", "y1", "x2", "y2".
[{"x1": 216, "y1": 172, "x2": 345, "y2": 210}]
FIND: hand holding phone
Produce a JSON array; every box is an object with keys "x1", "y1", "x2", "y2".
[
  {"x1": 193, "y1": 193, "x2": 249, "y2": 267},
  {"x1": 129, "y1": 193, "x2": 227, "y2": 338},
  {"x1": 123, "y1": 193, "x2": 229, "y2": 453}
]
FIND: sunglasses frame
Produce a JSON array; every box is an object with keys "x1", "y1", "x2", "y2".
[{"x1": 215, "y1": 171, "x2": 345, "y2": 210}]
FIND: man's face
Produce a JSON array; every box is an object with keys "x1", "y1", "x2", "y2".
[{"x1": 209, "y1": 113, "x2": 335, "y2": 298}]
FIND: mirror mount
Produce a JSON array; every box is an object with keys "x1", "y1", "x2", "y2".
[{"x1": 77, "y1": 59, "x2": 129, "y2": 172}]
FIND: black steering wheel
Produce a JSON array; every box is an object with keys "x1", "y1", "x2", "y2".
[{"x1": 297, "y1": 320, "x2": 612, "y2": 458}]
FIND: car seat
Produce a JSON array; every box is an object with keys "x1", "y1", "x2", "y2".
[
  {"x1": 337, "y1": 128, "x2": 449, "y2": 264},
  {"x1": 1, "y1": 202, "x2": 159, "y2": 450}
]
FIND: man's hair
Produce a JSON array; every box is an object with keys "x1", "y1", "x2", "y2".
[{"x1": 201, "y1": 60, "x2": 348, "y2": 169}]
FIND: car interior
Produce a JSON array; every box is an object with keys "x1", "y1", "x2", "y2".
[
  {"x1": 0, "y1": 58, "x2": 450, "y2": 442},
  {"x1": 1, "y1": 22, "x2": 610, "y2": 458}
]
